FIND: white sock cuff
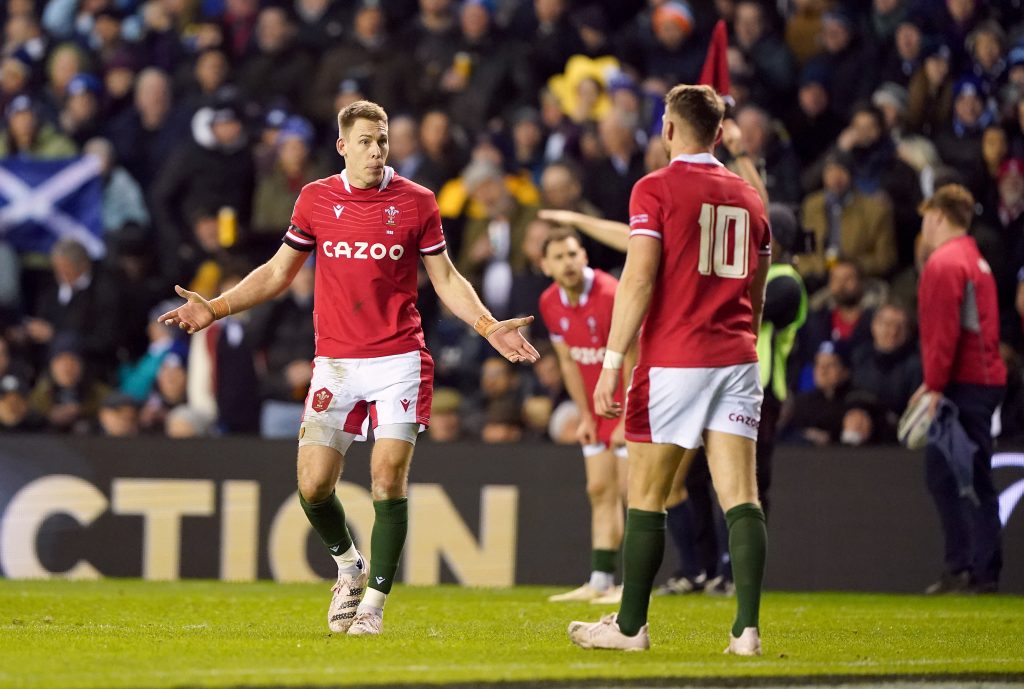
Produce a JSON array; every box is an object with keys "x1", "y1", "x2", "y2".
[
  {"x1": 589, "y1": 570, "x2": 615, "y2": 591},
  {"x1": 332, "y1": 544, "x2": 360, "y2": 569},
  {"x1": 360, "y1": 588, "x2": 387, "y2": 611}
]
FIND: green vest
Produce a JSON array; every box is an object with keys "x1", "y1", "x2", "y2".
[{"x1": 757, "y1": 263, "x2": 807, "y2": 401}]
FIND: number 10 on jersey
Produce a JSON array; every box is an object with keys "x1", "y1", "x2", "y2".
[{"x1": 698, "y1": 203, "x2": 750, "y2": 279}]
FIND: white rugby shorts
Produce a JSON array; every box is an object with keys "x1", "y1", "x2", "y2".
[
  {"x1": 625, "y1": 362, "x2": 763, "y2": 448},
  {"x1": 301, "y1": 348, "x2": 434, "y2": 442}
]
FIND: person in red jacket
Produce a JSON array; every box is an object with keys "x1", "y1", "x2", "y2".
[{"x1": 912, "y1": 184, "x2": 1007, "y2": 594}]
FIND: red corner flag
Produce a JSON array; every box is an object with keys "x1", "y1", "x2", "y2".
[{"x1": 698, "y1": 19, "x2": 731, "y2": 98}]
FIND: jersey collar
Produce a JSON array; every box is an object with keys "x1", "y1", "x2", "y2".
[
  {"x1": 340, "y1": 166, "x2": 395, "y2": 193},
  {"x1": 671, "y1": 153, "x2": 723, "y2": 167},
  {"x1": 559, "y1": 266, "x2": 595, "y2": 307}
]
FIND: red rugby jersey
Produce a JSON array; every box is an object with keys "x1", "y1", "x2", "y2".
[
  {"x1": 628, "y1": 153, "x2": 770, "y2": 368},
  {"x1": 539, "y1": 267, "x2": 620, "y2": 401},
  {"x1": 284, "y1": 167, "x2": 446, "y2": 358}
]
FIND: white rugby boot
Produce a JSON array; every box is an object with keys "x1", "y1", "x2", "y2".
[
  {"x1": 589, "y1": 585, "x2": 623, "y2": 605},
  {"x1": 347, "y1": 609, "x2": 383, "y2": 636},
  {"x1": 548, "y1": 583, "x2": 607, "y2": 602},
  {"x1": 724, "y1": 627, "x2": 762, "y2": 656},
  {"x1": 327, "y1": 552, "x2": 368, "y2": 633},
  {"x1": 568, "y1": 613, "x2": 650, "y2": 651}
]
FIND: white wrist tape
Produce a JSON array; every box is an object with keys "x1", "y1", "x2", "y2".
[{"x1": 603, "y1": 350, "x2": 624, "y2": 370}]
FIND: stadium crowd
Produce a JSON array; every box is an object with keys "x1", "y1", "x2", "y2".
[{"x1": 1, "y1": 0, "x2": 1023, "y2": 445}]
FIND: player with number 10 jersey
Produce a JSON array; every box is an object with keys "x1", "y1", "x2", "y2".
[
  {"x1": 628, "y1": 159, "x2": 771, "y2": 371},
  {"x1": 568, "y1": 84, "x2": 771, "y2": 656}
]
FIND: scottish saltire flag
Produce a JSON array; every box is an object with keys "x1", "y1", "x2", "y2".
[{"x1": 0, "y1": 156, "x2": 105, "y2": 258}]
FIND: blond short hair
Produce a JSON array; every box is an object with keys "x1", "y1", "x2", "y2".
[
  {"x1": 918, "y1": 184, "x2": 975, "y2": 229},
  {"x1": 337, "y1": 100, "x2": 388, "y2": 136}
]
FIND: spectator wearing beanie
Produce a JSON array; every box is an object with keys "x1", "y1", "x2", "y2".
[
  {"x1": 784, "y1": 63, "x2": 844, "y2": 166},
  {"x1": 641, "y1": 1, "x2": 704, "y2": 85},
  {"x1": 934, "y1": 76, "x2": 993, "y2": 198}
]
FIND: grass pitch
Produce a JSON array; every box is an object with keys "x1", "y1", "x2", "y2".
[{"x1": 0, "y1": 580, "x2": 1022, "y2": 689}]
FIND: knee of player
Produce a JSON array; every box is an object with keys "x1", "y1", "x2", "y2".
[
  {"x1": 586, "y1": 476, "x2": 618, "y2": 503},
  {"x1": 297, "y1": 473, "x2": 336, "y2": 502},
  {"x1": 370, "y1": 475, "x2": 407, "y2": 500},
  {"x1": 370, "y1": 465, "x2": 409, "y2": 500}
]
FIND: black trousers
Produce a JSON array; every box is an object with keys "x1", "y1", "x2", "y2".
[{"x1": 924, "y1": 383, "x2": 1004, "y2": 586}]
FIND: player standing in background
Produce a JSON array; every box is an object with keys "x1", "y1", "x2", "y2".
[
  {"x1": 540, "y1": 226, "x2": 633, "y2": 605},
  {"x1": 159, "y1": 100, "x2": 539, "y2": 637},
  {"x1": 567, "y1": 84, "x2": 771, "y2": 654}
]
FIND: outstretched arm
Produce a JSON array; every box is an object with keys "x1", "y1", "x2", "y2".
[
  {"x1": 422, "y1": 250, "x2": 540, "y2": 363},
  {"x1": 159, "y1": 244, "x2": 307, "y2": 334},
  {"x1": 538, "y1": 210, "x2": 630, "y2": 253}
]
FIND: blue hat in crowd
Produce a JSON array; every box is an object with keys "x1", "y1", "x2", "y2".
[
  {"x1": 5, "y1": 48, "x2": 33, "y2": 72},
  {"x1": 264, "y1": 106, "x2": 289, "y2": 130},
  {"x1": 0, "y1": 374, "x2": 27, "y2": 396},
  {"x1": 67, "y1": 73, "x2": 101, "y2": 97},
  {"x1": 1008, "y1": 43, "x2": 1024, "y2": 68},
  {"x1": 799, "y1": 62, "x2": 829, "y2": 87},
  {"x1": 818, "y1": 339, "x2": 852, "y2": 368},
  {"x1": 953, "y1": 75, "x2": 984, "y2": 100},
  {"x1": 463, "y1": 0, "x2": 495, "y2": 15},
  {"x1": 278, "y1": 115, "x2": 314, "y2": 147},
  {"x1": 921, "y1": 38, "x2": 951, "y2": 62},
  {"x1": 338, "y1": 75, "x2": 368, "y2": 96},
  {"x1": 608, "y1": 72, "x2": 638, "y2": 96},
  {"x1": 50, "y1": 332, "x2": 83, "y2": 359},
  {"x1": 5, "y1": 94, "x2": 35, "y2": 120},
  {"x1": 822, "y1": 9, "x2": 855, "y2": 31}
]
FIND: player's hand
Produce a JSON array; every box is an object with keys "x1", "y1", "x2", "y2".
[
  {"x1": 158, "y1": 285, "x2": 216, "y2": 335},
  {"x1": 576, "y1": 414, "x2": 597, "y2": 446},
  {"x1": 593, "y1": 368, "x2": 622, "y2": 419},
  {"x1": 485, "y1": 316, "x2": 541, "y2": 364},
  {"x1": 538, "y1": 209, "x2": 585, "y2": 227},
  {"x1": 909, "y1": 383, "x2": 941, "y2": 419}
]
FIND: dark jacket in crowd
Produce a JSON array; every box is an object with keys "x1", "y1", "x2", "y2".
[
  {"x1": 852, "y1": 341, "x2": 923, "y2": 439},
  {"x1": 150, "y1": 139, "x2": 255, "y2": 281},
  {"x1": 34, "y1": 272, "x2": 122, "y2": 369},
  {"x1": 785, "y1": 379, "x2": 856, "y2": 444},
  {"x1": 245, "y1": 294, "x2": 315, "y2": 403}
]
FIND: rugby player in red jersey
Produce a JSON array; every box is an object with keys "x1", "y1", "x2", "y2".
[
  {"x1": 539, "y1": 226, "x2": 633, "y2": 605},
  {"x1": 567, "y1": 85, "x2": 771, "y2": 654},
  {"x1": 160, "y1": 100, "x2": 539, "y2": 637}
]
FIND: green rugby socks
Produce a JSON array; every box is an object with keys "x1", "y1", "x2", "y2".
[
  {"x1": 368, "y1": 497, "x2": 408, "y2": 594},
  {"x1": 616, "y1": 509, "x2": 666, "y2": 637},
  {"x1": 726, "y1": 503, "x2": 767, "y2": 637},
  {"x1": 299, "y1": 490, "x2": 353, "y2": 555}
]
